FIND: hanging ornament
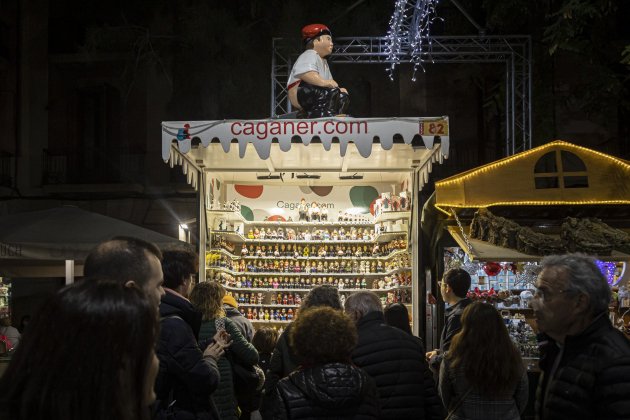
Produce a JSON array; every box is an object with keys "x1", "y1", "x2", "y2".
[
  {"x1": 462, "y1": 260, "x2": 481, "y2": 276},
  {"x1": 503, "y1": 262, "x2": 518, "y2": 275},
  {"x1": 514, "y1": 262, "x2": 541, "y2": 288},
  {"x1": 595, "y1": 260, "x2": 617, "y2": 285},
  {"x1": 483, "y1": 262, "x2": 502, "y2": 277}
]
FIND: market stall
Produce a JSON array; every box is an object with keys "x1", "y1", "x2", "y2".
[
  {"x1": 162, "y1": 116, "x2": 450, "y2": 334},
  {"x1": 426, "y1": 140, "x2": 630, "y2": 351}
]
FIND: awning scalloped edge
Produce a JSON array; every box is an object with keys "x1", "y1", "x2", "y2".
[{"x1": 161, "y1": 117, "x2": 450, "y2": 162}]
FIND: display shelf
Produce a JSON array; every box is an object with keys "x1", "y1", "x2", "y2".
[
  {"x1": 209, "y1": 210, "x2": 414, "y2": 330},
  {"x1": 208, "y1": 209, "x2": 376, "y2": 227},
  {"x1": 248, "y1": 220, "x2": 374, "y2": 227},
  {"x1": 210, "y1": 248, "x2": 409, "y2": 261},
  {"x1": 207, "y1": 266, "x2": 412, "y2": 277},
  {"x1": 224, "y1": 285, "x2": 411, "y2": 293},
  {"x1": 374, "y1": 211, "x2": 411, "y2": 224},
  {"x1": 207, "y1": 209, "x2": 247, "y2": 224},
  {"x1": 210, "y1": 230, "x2": 406, "y2": 244}
]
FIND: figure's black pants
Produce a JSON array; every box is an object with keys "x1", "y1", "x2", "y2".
[{"x1": 297, "y1": 82, "x2": 350, "y2": 118}]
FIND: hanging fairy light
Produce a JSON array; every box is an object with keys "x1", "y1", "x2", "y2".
[{"x1": 385, "y1": 0, "x2": 442, "y2": 81}]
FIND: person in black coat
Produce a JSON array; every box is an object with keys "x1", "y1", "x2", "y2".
[
  {"x1": 155, "y1": 250, "x2": 228, "y2": 420},
  {"x1": 532, "y1": 254, "x2": 630, "y2": 420},
  {"x1": 271, "y1": 306, "x2": 379, "y2": 419},
  {"x1": 426, "y1": 268, "x2": 472, "y2": 375},
  {"x1": 263, "y1": 284, "x2": 343, "y2": 410},
  {"x1": 345, "y1": 291, "x2": 445, "y2": 420}
]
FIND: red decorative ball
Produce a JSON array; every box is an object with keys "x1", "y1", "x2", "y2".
[{"x1": 483, "y1": 262, "x2": 502, "y2": 277}]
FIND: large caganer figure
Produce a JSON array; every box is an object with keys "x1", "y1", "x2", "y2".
[{"x1": 287, "y1": 24, "x2": 350, "y2": 118}]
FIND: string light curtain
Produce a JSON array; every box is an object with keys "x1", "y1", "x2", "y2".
[{"x1": 385, "y1": 0, "x2": 442, "y2": 81}]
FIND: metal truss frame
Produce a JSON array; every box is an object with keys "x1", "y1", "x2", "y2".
[{"x1": 271, "y1": 35, "x2": 532, "y2": 155}]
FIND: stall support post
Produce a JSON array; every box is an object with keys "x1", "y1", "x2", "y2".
[
  {"x1": 198, "y1": 171, "x2": 207, "y2": 282},
  {"x1": 65, "y1": 260, "x2": 75, "y2": 285},
  {"x1": 411, "y1": 168, "x2": 420, "y2": 336}
]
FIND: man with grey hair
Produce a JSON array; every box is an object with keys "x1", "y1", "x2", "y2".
[
  {"x1": 345, "y1": 291, "x2": 444, "y2": 420},
  {"x1": 532, "y1": 253, "x2": 630, "y2": 419}
]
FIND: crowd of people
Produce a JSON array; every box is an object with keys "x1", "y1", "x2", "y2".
[{"x1": 0, "y1": 236, "x2": 628, "y2": 420}]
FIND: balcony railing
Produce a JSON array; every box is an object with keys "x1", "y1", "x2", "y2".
[{"x1": 42, "y1": 148, "x2": 146, "y2": 185}]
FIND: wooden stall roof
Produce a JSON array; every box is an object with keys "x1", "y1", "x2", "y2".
[{"x1": 435, "y1": 140, "x2": 630, "y2": 216}]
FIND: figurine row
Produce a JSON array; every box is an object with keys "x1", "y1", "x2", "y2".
[
  {"x1": 238, "y1": 241, "x2": 407, "y2": 258},
  {"x1": 208, "y1": 254, "x2": 411, "y2": 274},
  {"x1": 220, "y1": 272, "x2": 411, "y2": 290},
  {"x1": 234, "y1": 292, "x2": 306, "y2": 306},
  {"x1": 237, "y1": 306, "x2": 295, "y2": 321},
  {"x1": 244, "y1": 226, "x2": 380, "y2": 241},
  {"x1": 373, "y1": 192, "x2": 411, "y2": 216},
  {"x1": 381, "y1": 289, "x2": 412, "y2": 305}
]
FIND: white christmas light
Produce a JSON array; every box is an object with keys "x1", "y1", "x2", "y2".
[{"x1": 385, "y1": 0, "x2": 442, "y2": 81}]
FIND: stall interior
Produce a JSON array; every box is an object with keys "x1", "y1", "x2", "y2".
[{"x1": 203, "y1": 172, "x2": 414, "y2": 333}]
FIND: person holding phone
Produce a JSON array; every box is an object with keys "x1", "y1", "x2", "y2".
[
  {"x1": 155, "y1": 250, "x2": 230, "y2": 420},
  {"x1": 190, "y1": 282, "x2": 260, "y2": 420}
]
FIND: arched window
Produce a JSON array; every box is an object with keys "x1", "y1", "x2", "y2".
[{"x1": 534, "y1": 150, "x2": 588, "y2": 189}]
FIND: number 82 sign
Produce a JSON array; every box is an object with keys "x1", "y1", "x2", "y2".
[{"x1": 419, "y1": 119, "x2": 449, "y2": 136}]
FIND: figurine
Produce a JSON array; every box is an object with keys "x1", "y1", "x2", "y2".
[
  {"x1": 286, "y1": 24, "x2": 349, "y2": 118},
  {"x1": 310, "y1": 202, "x2": 321, "y2": 221},
  {"x1": 298, "y1": 198, "x2": 309, "y2": 221},
  {"x1": 247, "y1": 229, "x2": 255, "y2": 239}
]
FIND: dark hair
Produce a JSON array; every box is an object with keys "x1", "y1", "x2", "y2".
[
  {"x1": 443, "y1": 268, "x2": 471, "y2": 298},
  {"x1": 384, "y1": 303, "x2": 412, "y2": 335},
  {"x1": 252, "y1": 327, "x2": 279, "y2": 355},
  {"x1": 290, "y1": 307, "x2": 356, "y2": 365},
  {"x1": 161, "y1": 249, "x2": 198, "y2": 290},
  {"x1": 0, "y1": 280, "x2": 158, "y2": 420},
  {"x1": 301, "y1": 284, "x2": 342, "y2": 310},
  {"x1": 189, "y1": 281, "x2": 225, "y2": 321},
  {"x1": 84, "y1": 236, "x2": 162, "y2": 287},
  {"x1": 541, "y1": 253, "x2": 611, "y2": 315},
  {"x1": 447, "y1": 302, "x2": 523, "y2": 395}
]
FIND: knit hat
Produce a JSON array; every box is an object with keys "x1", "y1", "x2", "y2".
[
  {"x1": 223, "y1": 294, "x2": 238, "y2": 308},
  {"x1": 302, "y1": 23, "x2": 331, "y2": 45}
]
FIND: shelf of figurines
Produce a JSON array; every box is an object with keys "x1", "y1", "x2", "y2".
[
  {"x1": 207, "y1": 248, "x2": 410, "y2": 274},
  {"x1": 232, "y1": 292, "x2": 412, "y2": 323},
  {"x1": 224, "y1": 285, "x2": 412, "y2": 293},
  {"x1": 206, "y1": 209, "x2": 411, "y2": 226},
  {"x1": 207, "y1": 266, "x2": 413, "y2": 278},
  {"x1": 210, "y1": 249, "x2": 409, "y2": 261},
  {"x1": 209, "y1": 230, "x2": 407, "y2": 244},
  {"x1": 210, "y1": 236, "x2": 408, "y2": 259},
  {"x1": 212, "y1": 270, "x2": 412, "y2": 294}
]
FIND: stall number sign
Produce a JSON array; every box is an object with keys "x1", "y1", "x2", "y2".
[{"x1": 419, "y1": 120, "x2": 448, "y2": 136}]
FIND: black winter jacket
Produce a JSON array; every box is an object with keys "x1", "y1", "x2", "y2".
[
  {"x1": 271, "y1": 362, "x2": 380, "y2": 420},
  {"x1": 262, "y1": 323, "x2": 300, "y2": 418},
  {"x1": 430, "y1": 298, "x2": 472, "y2": 370},
  {"x1": 155, "y1": 290, "x2": 221, "y2": 419},
  {"x1": 352, "y1": 311, "x2": 445, "y2": 420},
  {"x1": 536, "y1": 313, "x2": 630, "y2": 420}
]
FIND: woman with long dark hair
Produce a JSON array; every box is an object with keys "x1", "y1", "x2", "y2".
[
  {"x1": 190, "y1": 282, "x2": 259, "y2": 420},
  {"x1": 439, "y1": 302, "x2": 528, "y2": 420},
  {"x1": 0, "y1": 280, "x2": 159, "y2": 420}
]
